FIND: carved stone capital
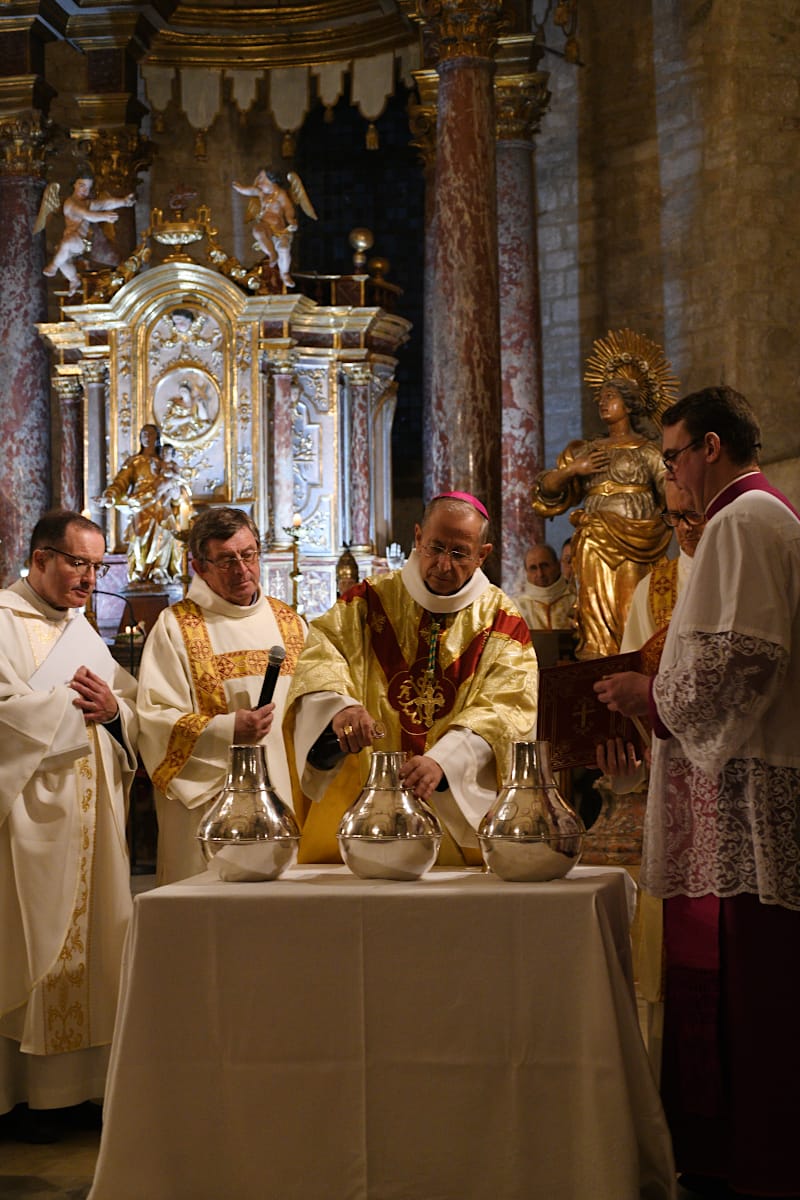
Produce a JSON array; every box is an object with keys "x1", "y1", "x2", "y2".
[
  {"x1": 81, "y1": 359, "x2": 108, "y2": 388},
  {"x1": 261, "y1": 341, "x2": 296, "y2": 373},
  {"x1": 495, "y1": 71, "x2": 551, "y2": 142},
  {"x1": 408, "y1": 69, "x2": 439, "y2": 172},
  {"x1": 341, "y1": 362, "x2": 374, "y2": 388},
  {"x1": 0, "y1": 110, "x2": 50, "y2": 179},
  {"x1": 69, "y1": 126, "x2": 152, "y2": 196},
  {"x1": 414, "y1": 0, "x2": 504, "y2": 63},
  {"x1": 52, "y1": 374, "x2": 84, "y2": 405}
]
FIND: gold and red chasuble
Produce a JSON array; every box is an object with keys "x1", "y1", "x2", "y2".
[{"x1": 363, "y1": 584, "x2": 526, "y2": 754}]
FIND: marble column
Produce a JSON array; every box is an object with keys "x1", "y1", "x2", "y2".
[
  {"x1": 53, "y1": 375, "x2": 85, "y2": 512},
  {"x1": 342, "y1": 363, "x2": 373, "y2": 552},
  {"x1": 417, "y1": 0, "x2": 505, "y2": 568},
  {"x1": 82, "y1": 361, "x2": 109, "y2": 529},
  {"x1": 264, "y1": 348, "x2": 296, "y2": 550},
  {"x1": 409, "y1": 70, "x2": 439, "y2": 501},
  {"x1": 0, "y1": 113, "x2": 51, "y2": 583},
  {"x1": 495, "y1": 44, "x2": 551, "y2": 591}
]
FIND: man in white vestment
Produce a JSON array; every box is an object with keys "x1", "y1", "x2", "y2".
[
  {"x1": 597, "y1": 479, "x2": 706, "y2": 1083},
  {"x1": 595, "y1": 386, "x2": 800, "y2": 1199},
  {"x1": 285, "y1": 492, "x2": 539, "y2": 865},
  {"x1": 512, "y1": 543, "x2": 574, "y2": 632},
  {"x1": 0, "y1": 511, "x2": 138, "y2": 1139},
  {"x1": 137, "y1": 507, "x2": 306, "y2": 884}
]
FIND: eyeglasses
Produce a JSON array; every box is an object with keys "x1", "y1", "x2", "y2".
[
  {"x1": 662, "y1": 438, "x2": 704, "y2": 473},
  {"x1": 660, "y1": 508, "x2": 704, "y2": 529},
  {"x1": 43, "y1": 546, "x2": 110, "y2": 578},
  {"x1": 203, "y1": 548, "x2": 260, "y2": 572},
  {"x1": 419, "y1": 541, "x2": 477, "y2": 565}
]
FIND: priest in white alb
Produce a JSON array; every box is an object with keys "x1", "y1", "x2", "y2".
[
  {"x1": 0, "y1": 511, "x2": 138, "y2": 1136},
  {"x1": 137, "y1": 506, "x2": 306, "y2": 884},
  {"x1": 512, "y1": 543, "x2": 575, "y2": 632}
]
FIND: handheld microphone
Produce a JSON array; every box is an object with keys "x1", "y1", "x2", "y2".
[{"x1": 256, "y1": 645, "x2": 286, "y2": 708}]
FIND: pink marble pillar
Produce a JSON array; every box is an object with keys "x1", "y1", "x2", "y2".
[
  {"x1": 409, "y1": 71, "x2": 439, "y2": 500},
  {"x1": 0, "y1": 168, "x2": 51, "y2": 583},
  {"x1": 497, "y1": 140, "x2": 545, "y2": 591},
  {"x1": 494, "y1": 50, "x2": 551, "y2": 591},
  {"x1": 429, "y1": 54, "x2": 502, "y2": 544},
  {"x1": 344, "y1": 364, "x2": 373, "y2": 551},
  {"x1": 269, "y1": 364, "x2": 296, "y2": 549},
  {"x1": 54, "y1": 376, "x2": 85, "y2": 512}
]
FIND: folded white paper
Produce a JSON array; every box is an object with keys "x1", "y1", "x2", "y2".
[{"x1": 28, "y1": 612, "x2": 117, "y2": 690}]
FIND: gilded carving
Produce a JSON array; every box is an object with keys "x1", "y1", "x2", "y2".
[
  {"x1": 408, "y1": 70, "x2": 439, "y2": 171},
  {"x1": 414, "y1": 0, "x2": 504, "y2": 61},
  {"x1": 0, "y1": 113, "x2": 50, "y2": 178},
  {"x1": 495, "y1": 71, "x2": 551, "y2": 141},
  {"x1": 70, "y1": 127, "x2": 152, "y2": 202}
]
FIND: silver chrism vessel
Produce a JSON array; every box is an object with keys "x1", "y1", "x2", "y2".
[
  {"x1": 197, "y1": 744, "x2": 300, "y2": 881},
  {"x1": 337, "y1": 750, "x2": 442, "y2": 880},
  {"x1": 479, "y1": 740, "x2": 584, "y2": 882}
]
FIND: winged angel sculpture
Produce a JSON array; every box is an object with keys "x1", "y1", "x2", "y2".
[
  {"x1": 34, "y1": 167, "x2": 135, "y2": 296},
  {"x1": 232, "y1": 169, "x2": 317, "y2": 288}
]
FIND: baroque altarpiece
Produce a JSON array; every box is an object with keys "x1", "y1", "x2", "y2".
[{"x1": 36, "y1": 217, "x2": 411, "y2": 621}]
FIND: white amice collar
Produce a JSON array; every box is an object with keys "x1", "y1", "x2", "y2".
[
  {"x1": 520, "y1": 576, "x2": 570, "y2": 604},
  {"x1": 188, "y1": 573, "x2": 264, "y2": 618},
  {"x1": 401, "y1": 549, "x2": 491, "y2": 614}
]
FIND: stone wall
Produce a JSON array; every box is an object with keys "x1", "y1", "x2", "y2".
[{"x1": 535, "y1": 0, "x2": 800, "y2": 527}]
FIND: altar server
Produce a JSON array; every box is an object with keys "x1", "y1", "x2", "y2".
[{"x1": 595, "y1": 387, "x2": 800, "y2": 1199}]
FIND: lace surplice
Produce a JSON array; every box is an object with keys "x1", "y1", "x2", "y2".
[{"x1": 643, "y1": 629, "x2": 800, "y2": 909}]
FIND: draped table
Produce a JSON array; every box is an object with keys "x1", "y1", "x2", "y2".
[{"x1": 89, "y1": 864, "x2": 675, "y2": 1200}]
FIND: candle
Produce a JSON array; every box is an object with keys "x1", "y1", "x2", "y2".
[{"x1": 292, "y1": 513, "x2": 302, "y2": 528}]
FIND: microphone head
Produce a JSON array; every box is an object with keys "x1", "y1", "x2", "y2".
[{"x1": 267, "y1": 644, "x2": 286, "y2": 667}]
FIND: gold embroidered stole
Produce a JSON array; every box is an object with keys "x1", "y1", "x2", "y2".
[
  {"x1": 647, "y1": 558, "x2": 679, "y2": 636},
  {"x1": 640, "y1": 558, "x2": 681, "y2": 674},
  {"x1": 152, "y1": 596, "x2": 304, "y2": 792},
  {"x1": 24, "y1": 616, "x2": 97, "y2": 1052}
]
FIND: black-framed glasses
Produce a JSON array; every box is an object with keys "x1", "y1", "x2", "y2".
[
  {"x1": 419, "y1": 541, "x2": 477, "y2": 565},
  {"x1": 660, "y1": 508, "x2": 704, "y2": 529},
  {"x1": 662, "y1": 437, "x2": 704, "y2": 473},
  {"x1": 43, "y1": 546, "x2": 110, "y2": 578},
  {"x1": 203, "y1": 548, "x2": 260, "y2": 572}
]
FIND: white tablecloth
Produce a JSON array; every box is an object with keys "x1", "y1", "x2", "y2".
[{"x1": 89, "y1": 864, "x2": 675, "y2": 1200}]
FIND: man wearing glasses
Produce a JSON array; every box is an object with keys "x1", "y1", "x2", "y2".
[
  {"x1": 137, "y1": 507, "x2": 306, "y2": 884},
  {"x1": 595, "y1": 387, "x2": 800, "y2": 1199},
  {"x1": 285, "y1": 492, "x2": 538, "y2": 865},
  {"x1": 0, "y1": 510, "x2": 138, "y2": 1140}
]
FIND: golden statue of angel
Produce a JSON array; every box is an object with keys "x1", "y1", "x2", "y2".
[
  {"x1": 532, "y1": 329, "x2": 680, "y2": 659},
  {"x1": 34, "y1": 166, "x2": 135, "y2": 297},
  {"x1": 232, "y1": 168, "x2": 317, "y2": 288}
]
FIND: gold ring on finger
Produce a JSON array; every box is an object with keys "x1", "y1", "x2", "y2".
[{"x1": 343, "y1": 724, "x2": 354, "y2": 736}]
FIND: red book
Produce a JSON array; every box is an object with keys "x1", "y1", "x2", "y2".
[{"x1": 536, "y1": 651, "x2": 646, "y2": 771}]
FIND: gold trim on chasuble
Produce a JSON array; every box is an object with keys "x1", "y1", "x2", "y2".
[
  {"x1": 152, "y1": 597, "x2": 304, "y2": 792},
  {"x1": 42, "y1": 730, "x2": 98, "y2": 1053}
]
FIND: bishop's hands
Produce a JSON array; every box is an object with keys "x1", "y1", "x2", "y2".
[
  {"x1": 70, "y1": 666, "x2": 119, "y2": 724},
  {"x1": 332, "y1": 706, "x2": 444, "y2": 800},
  {"x1": 332, "y1": 705, "x2": 381, "y2": 753},
  {"x1": 398, "y1": 755, "x2": 444, "y2": 801}
]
